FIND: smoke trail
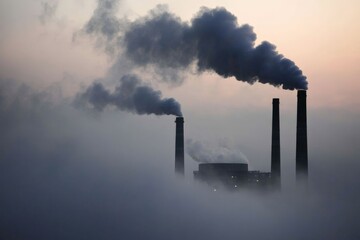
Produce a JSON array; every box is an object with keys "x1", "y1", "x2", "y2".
[
  {"x1": 82, "y1": 0, "x2": 124, "y2": 54},
  {"x1": 38, "y1": 1, "x2": 58, "y2": 25},
  {"x1": 186, "y1": 139, "x2": 248, "y2": 163},
  {"x1": 124, "y1": 7, "x2": 308, "y2": 90},
  {"x1": 76, "y1": 74, "x2": 182, "y2": 116}
]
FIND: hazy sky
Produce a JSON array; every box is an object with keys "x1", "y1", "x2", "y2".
[{"x1": 0, "y1": 0, "x2": 359, "y2": 239}]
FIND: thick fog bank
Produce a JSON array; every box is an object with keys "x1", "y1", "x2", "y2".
[{"x1": 0, "y1": 80, "x2": 359, "y2": 240}]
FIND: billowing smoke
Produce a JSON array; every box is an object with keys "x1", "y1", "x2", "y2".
[
  {"x1": 124, "y1": 7, "x2": 308, "y2": 90},
  {"x1": 77, "y1": 3, "x2": 308, "y2": 120},
  {"x1": 82, "y1": 0, "x2": 124, "y2": 54},
  {"x1": 186, "y1": 139, "x2": 248, "y2": 163},
  {"x1": 76, "y1": 1, "x2": 184, "y2": 116},
  {"x1": 76, "y1": 74, "x2": 182, "y2": 116}
]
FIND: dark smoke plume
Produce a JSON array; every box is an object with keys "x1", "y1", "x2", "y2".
[
  {"x1": 124, "y1": 7, "x2": 308, "y2": 90},
  {"x1": 76, "y1": 74, "x2": 182, "y2": 116}
]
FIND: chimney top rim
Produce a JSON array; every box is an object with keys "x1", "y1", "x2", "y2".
[
  {"x1": 175, "y1": 117, "x2": 184, "y2": 123},
  {"x1": 272, "y1": 98, "x2": 280, "y2": 103},
  {"x1": 297, "y1": 90, "x2": 307, "y2": 96}
]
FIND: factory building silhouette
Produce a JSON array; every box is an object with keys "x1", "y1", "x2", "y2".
[{"x1": 175, "y1": 90, "x2": 308, "y2": 190}]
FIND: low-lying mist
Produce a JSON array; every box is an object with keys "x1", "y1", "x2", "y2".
[
  {"x1": 1, "y1": 0, "x2": 360, "y2": 239},
  {"x1": 0, "y1": 79, "x2": 359, "y2": 240}
]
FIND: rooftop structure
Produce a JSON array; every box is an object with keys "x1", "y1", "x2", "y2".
[{"x1": 194, "y1": 163, "x2": 271, "y2": 191}]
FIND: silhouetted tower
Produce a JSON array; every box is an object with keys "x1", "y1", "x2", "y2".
[
  {"x1": 271, "y1": 98, "x2": 281, "y2": 189},
  {"x1": 175, "y1": 117, "x2": 184, "y2": 175},
  {"x1": 296, "y1": 90, "x2": 308, "y2": 184}
]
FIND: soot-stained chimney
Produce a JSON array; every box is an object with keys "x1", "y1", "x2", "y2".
[
  {"x1": 296, "y1": 90, "x2": 308, "y2": 184},
  {"x1": 175, "y1": 117, "x2": 184, "y2": 175},
  {"x1": 271, "y1": 98, "x2": 281, "y2": 189}
]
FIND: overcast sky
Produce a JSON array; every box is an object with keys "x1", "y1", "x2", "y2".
[{"x1": 0, "y1": 0, "x2": 359, "y2": 239}]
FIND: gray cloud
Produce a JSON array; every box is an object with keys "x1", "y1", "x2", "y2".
[
  {"x1": 84, "y1": 0, "x2": 121, "y2": 38},
  {"x1": 75, "y1": 74, "x2": 182, "y2": 116},
  {"x1": 82, "y1": 0, "x2": 124, "y2": 54},
  {"x1": 80, "y1": 4, "x2": 307, "y2": 89},
  {"x1": 186, "y1": 139, "x2": 248, "y2": 164},
  {"x1": 39, "y1": 1, "x2": 58, "y2": 24},
  {"x1": 125, "y1": 5, "x2": 195, "y2": 69},
  {"x1": 0, "y1": 78, "x2": 359, "y2": 240},
  {"x1": 124, "y1": 7, "x2": 308, "y2": 90}
]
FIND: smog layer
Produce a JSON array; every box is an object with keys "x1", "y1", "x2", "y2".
[{"x1": 0, "y1": 1, "x2": 359, "y2": 240}]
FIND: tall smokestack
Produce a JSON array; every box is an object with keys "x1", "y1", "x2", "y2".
[
  {"x1": 296, "y1": 90, "x2": 308, "y2": 184},
  {"x1": 271, "y1": 98, "x2": 281, "y2": 189},
  {"x1": 175, "y1": 117, "x2": 184, "y2": 175}
]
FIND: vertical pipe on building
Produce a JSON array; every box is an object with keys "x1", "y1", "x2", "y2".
[
  {"x1": 271, "y1": 98, "x2": 281, "y2": 189},
  {"x1": 175, "y1": 117, "x2": 184, "y2": 175},
  {"x1": 296, "y1": 90, "x2": 308, "y2": 184}
]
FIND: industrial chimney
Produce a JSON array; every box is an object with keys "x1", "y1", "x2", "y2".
[
  {"x1": 175, "y1": 117, "x2": 184, "y2": 175},
  {"x1": 296, "y1": 90, "x2": 308, "y2": 184},
  {"x1": 271, "y1": 98, "x2": 281, "y2": 189}
]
